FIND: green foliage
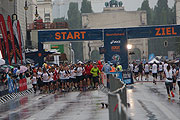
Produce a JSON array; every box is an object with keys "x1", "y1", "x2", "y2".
[
  {"x1": 81, "y1": 0, "x2": 93, "y2": 13},
  {"x1": 67, "y1": 2, "x2": 82, "y2": 29},
  {"x1": 140, "y1": 0, "x2": 153, "y2": 25},
  {"x1": 53, "y1": 17, "x2": 67, "y2": 23}
]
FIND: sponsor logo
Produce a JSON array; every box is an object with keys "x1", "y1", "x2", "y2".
[
  {"x1": 110, "y1": 40, "x2": 121, "y2": 44},
  {"x1": 112, "y1": 54, "x2": 120, "y2": 61},
  {"x1": 111, "y1": 46, "x2": 120, "y2": 52}
]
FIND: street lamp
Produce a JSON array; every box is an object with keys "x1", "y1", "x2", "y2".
[
  {"x1": 127, "y1": 44, "x2": 132, "y2": 50},
  {"x1": 24, "y1": 0, "x2": 39, "y2": 49}
]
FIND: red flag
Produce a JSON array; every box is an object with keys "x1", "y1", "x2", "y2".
[
  {"x1": 7, "y1": 16, "x2": 17, "y2": 63},
  {"x1": 0, "y1": 38, "x2": 4, "y2": 59},
  {"x1": 0, "y1": 14, "x2": 11, "y2": 64},
  {"x1": 17, "y1": 20, "x2": 23, "y2": 64}
]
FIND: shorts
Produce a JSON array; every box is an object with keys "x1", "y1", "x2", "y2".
[
  {"x1": 85, "y1": 75, "x2": 92, "y2": 79},
  {"x1": 173, "y1": 77, "x2": 176, "y2": 83},
  {"x1": 93, "y1": 76, "x2": 99, "y2": 84},
  {"x1": 76, "y1": 76, "x2": 82, "y2": 83},
  {"x1": 178, "y1": 81, "x2": 180, "y2": 90},
  {"x1": 43, "y1": 82, "x2": 49, "y2": 86},
  {"x1": 159, "y1": 71, "x2": 163, "y2": 73},
  {"x1": 145, "y1": 72, "x2": 149, "y2": 75},
  {"x1": 134, "y1": 72, "x2": 138, "y2": 76},
  {"x1": 153, "y1": 73, "x2": 157, "y2": 78},
  {"x1": 72, "y1": 78, "x2": 78, "y2": 83},
  {"x1": 61, "y1": 79, "x2": 67, "y2": 83}
]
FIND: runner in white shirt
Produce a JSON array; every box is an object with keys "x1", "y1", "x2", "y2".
[
  {"x1": 175, "y1": 66, "x2": 180, "y2": 99},
  {"x1": 172, "y1": 64, "x2": 177, "y2": 90},
  {"x1": 31, "y1": 72, "x2": 37, "y2": 94},
  {"x1": 76, "y1": 63, "x2": 83, "y2": 86},
  {"x1": 164, "y1": 65, "x2": 174, "y2": 99},
  {"x1": 59, "y1": 67, "x2": 66, "y2": 90},
  {"x1": 144, "y1": 63, "x2": 149, "y2": 81},
  {"x1": 134, "y1": 64, "x2": 139, "y2": 81},
  {"x1": 152, "y1": 62, "x2": 158, "y2": 84},
  {"x1": 164, "y1": 62, "x2": 168, "y2": 72},
  {"x1": 42, "y1": 69, "x2": 50, "y2": 93},
  {"x1": 48, "y1": 69, "x2": 54, "y2": 93},
  {"x1": 158, "y1": 63, "x2": 163, "y2": 80},
  {"x1": 70, "y1": 66, "x2": 77, "y2": 90},
  {"x1": 129, "y1": 63, "x2": 134, "y2": 72}
]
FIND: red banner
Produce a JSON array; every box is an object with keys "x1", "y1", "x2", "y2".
[
  {"x1": 17, "y1": 20, "x2": 23, "y2": 64},
  {"x1": 0, "y1": 14, "x2": 11, "y2": 64},
  {"x1": 0, "y1": 38, "x2": 4, "y2": 58},
  {"x1": 19, "y1": 78, "x2": 27, "y2": 91},
  {"x1": 7, "y1": 16, "x2": 17, "y2": 63}
]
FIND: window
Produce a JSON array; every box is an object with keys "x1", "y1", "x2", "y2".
[{"x1": 164, "y1": 41, "x2": 168, "y2": 47}]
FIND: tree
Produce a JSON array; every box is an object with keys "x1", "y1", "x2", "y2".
[
  {"x1": 139, "y1": 0, "x2": 153, "y2": 25},
  {"x1": 67, "y1": 2, "x2": 82, "y2": 29},
  {"x1": 81, "y1": 0, "x2": 93, "y2": 13},
  {"x1": 53, "y1": 17, "x2": 67, "y2": 23},
  {"x1": 67, "y1": 2, "x2": 83, "y2": 61}
]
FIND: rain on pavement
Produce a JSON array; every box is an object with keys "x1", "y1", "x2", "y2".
[{"x1": 0, "y1": 76, "x2": 180, "y2": 120}]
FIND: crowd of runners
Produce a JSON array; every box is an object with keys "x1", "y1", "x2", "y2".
[{"x1": 129, "y1": 61, "x2": 180, "y2": 99}]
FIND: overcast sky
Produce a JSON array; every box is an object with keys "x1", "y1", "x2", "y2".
[{"x1": 52, "y1": 0, "x2": 175, "y2": 18}]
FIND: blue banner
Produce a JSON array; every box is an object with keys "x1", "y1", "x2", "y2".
[
  {"x1": 127, "y1": 25, "x2": 180, "y2": 39},
  {"x1": 104, "y1": 28, "x2": 128, "y2": 69},
  {"x1": 7, "y1": 74, "x2": 15, "y2": 93},
  {"x1": 38, "y1": 29, "x2": 103, "y2": 42}
]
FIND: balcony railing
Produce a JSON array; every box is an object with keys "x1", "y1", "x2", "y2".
[{"x1": 27, "y1": 22, "x2": 68, "y2": 30}]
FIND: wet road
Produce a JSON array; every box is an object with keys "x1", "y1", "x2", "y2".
[
  {"x1": 0, "y1": 76, "x2": 180, "y2": 120},
  {"x1": 127, "y1": 76, "x2": 180, "y2": 120},
  {"x1": 0, "y1": 91, "x2": 108, "y2": 120}
]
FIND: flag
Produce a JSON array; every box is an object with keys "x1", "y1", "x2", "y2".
[
  {"x1": 7, "y1": 15, "x2": 17, "y2": 63},
  {"x1": 0, "y1": 14, "x2": 11, "y2": 64}
]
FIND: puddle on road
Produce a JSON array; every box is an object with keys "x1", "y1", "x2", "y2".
[{"x1": 0, "y1": 93, "x2": 65, "y2": 120}]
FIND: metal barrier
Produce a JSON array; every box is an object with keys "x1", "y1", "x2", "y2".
[{"x1": 99, "y1": 73, "x2": 130, "y2": 120}]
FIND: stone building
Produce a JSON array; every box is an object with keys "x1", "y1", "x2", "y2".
[
  {"x1": 177, "y1": 0, "x2": 180, "y2": 24},
  {"x1": 0, "y1": 0, "x2": 37, "y2": 47},
  {"x1": 37, "y1": 0, "x2": 53, "y2": 22},
  {"x1": 82, "y1": 7, "x2": 148, "y2": 61}
]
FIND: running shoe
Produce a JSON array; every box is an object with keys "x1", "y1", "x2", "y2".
[
  {"x1": 168, "y1": 95, "x2": 171, "y2": 99},
  {"x1": 171, "y1": 91, "x2": 175, "y2": 97}
]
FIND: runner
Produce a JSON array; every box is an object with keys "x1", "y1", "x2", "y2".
[
  {"x1": 158, "y1": 62, "x2": 163, "y2": 80},
  {"x1": 164, "y1": 65, "x2": 175, "y2": 99},
  {"x1": 172, "y1": 64, "x2": 177, "y2": 90},
  {"x1": 37, "y1": 68, "x2": 43, "y2": 93},
  {"x1": 138, "y1": 62, "x2": 143, "y2": 81},
  {"x1": 176, "y1": 64, "x2": 180, "y2": 99},
  {"x1": 42, "y1": 69, "x2": 50, "y2": 93},
  {"x1": 134, "y1": 63, "x2": 139, "y2": 81},
  {"x1": 144, "y1": 62, "x2": 149, "y2": 81},
  {"x1": 90, "y1": 64, "x2": 100, "y2": 89},
  {"x1": 30, "y1": 72, "x2": 37, "y2": 94},
  {"x1": 152, "y1": 61, "x2": 158, "y2": 85}
]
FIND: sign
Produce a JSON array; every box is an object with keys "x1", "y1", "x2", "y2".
[
  {"x1": 19, "y1": 78, "x2": 27, "y2": 91},
  {"x1": 51, "y1": 45, "x2": 64, "y2": 53},
  {"x1": 104, "y1": 28, "x2": 128, "y2": 69},
  {"x1": 38, "y1": 29, "x2": 103, "y2": 42},
  {"x1": 122, "y1": 70, "x2": 134, "y2": 85},
  {"x1": 127, "y1": 25, "x2": 180, "y2": 39}
]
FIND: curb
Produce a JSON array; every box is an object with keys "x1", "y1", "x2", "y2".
[{"x1": 0, "y1": 89, "x2": 34, "y2": 104}]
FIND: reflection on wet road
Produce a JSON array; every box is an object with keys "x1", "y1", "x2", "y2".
[
  {"x1": 0, "y1": 91, "x2": 108, "y2": 120},
  {"x1": 127, "y1": 83, "x2": 180, "y2": 120},
  {"x1": 1, "y1": 80, "x2": 180, "y2": 120}
]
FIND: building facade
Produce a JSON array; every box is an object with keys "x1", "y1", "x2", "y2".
[
  {"x1": 37, "y1": 0, "x2": 53, "y2": 22},
  {"x1": 177, "y1": 0, "x2": 180, "y2": 25},
  {"x1": 82, "y1": 7, "x2": 148, "y2": 61},
  {"x1": 0, "y1": 0, "x2": 37, "y2": 48}
]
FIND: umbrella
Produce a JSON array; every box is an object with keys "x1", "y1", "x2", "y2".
[
  {"x1": 20, "y1": 65, "x2": 28, "y2": 73},
  {"x1": 0, "y1": 59, "x2": 5, "y2": 66}
]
